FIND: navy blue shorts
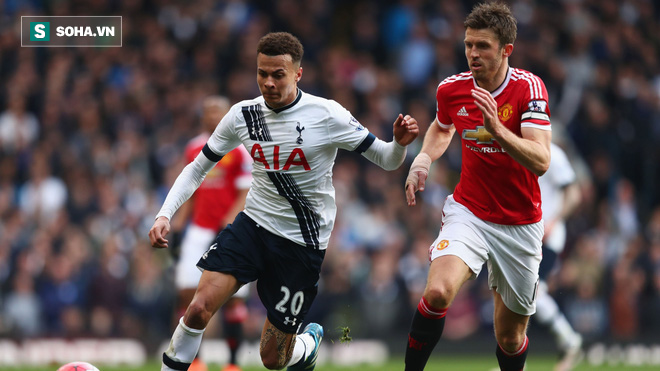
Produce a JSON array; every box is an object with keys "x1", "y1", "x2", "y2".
[
  {"x1": 538, "y1": 246, "x2": 558, "y2": 281},
  {"x1": 197, "y1": 212, "x2": 325, "y2": 333}
]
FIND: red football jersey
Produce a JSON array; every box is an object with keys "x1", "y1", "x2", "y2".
[
  {"x1": 436, "y1": 68, "x2": 551, "y2": 225},
  {"x1": 185, "y1": 133, "x2": 252, "y2": 230}
]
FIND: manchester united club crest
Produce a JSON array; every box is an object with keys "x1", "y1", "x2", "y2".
[
  {"x1": 436, "y1": 240, "x2": 449, "y2": 251},
  {"x1": 498, "y1": 103, "x2": 513, "y2": 122}
]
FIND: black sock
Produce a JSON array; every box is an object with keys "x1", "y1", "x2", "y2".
[
  {"x1": 405, "y1": 297, "x2": 447, "y2": 371},
  {"x1": 222, "y1": 300, "x2": 247, "y2": 365},
  {"x1": 496, "y1": 336, "x2": 529, "y2": 371},
  {"x1": 224, "y1": 321, "x2": 243, "y2": 364}
]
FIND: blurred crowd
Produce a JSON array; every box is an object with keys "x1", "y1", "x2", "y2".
[{"x1": 1, "y1": 0, "x2": 659, "y2": 355}]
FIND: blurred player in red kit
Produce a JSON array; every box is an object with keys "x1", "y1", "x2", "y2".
[
  {"x1": 170, "y1": 96, "x2": 253, "y2": 371},
  {"x1": 404, "y1": 2, "x2": 552, "y2": 370}
]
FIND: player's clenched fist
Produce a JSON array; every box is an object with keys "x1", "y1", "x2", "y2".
[
  {"x1": 149, "y1": 216, "x2": 171, "y2": 248},
  {"x1": 405, "y1": 153, "x2": 432, "y2": 206}
]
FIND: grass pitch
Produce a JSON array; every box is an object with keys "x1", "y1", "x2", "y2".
[{"x1": 4, "y1": 356, "x2": 659, "y2": 370}]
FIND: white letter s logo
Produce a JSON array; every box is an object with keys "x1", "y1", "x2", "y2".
[{"x1": 34, "y1": 24, "x2": 46, "y2": 39}]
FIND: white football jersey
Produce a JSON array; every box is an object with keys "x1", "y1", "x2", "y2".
[
  {"x1": 205, "y1": 90, "x2": 371, "y2": 250},
  {"x1": 538, "y1": 143, "x2": 576, "y2": 253}
]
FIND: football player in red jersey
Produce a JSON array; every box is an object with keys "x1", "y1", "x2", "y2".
[
  {"x1": 404, "y1": 3, "x2": 551, "y2": 370},
  {"x1": 170, "y1": 96, "x2": 253, "y2": 371}
]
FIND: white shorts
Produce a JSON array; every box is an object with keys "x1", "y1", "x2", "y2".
[
  {"x1": 176, "y1": 224, "x2": 250, "y2": 298},
  {"x1": 430, "y1": 195, "x2": 543, "y2": 315}
]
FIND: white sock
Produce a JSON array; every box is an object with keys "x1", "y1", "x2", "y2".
[
  {"x1": 162, "y1": 317, "x2": 205, "y2": 370},
  {"x1": 286, "y1": 333, "x2": 314, "y2": 367},
  {"x1": 534, "y1": 284, "x2": 579, "y2": 350},
  {"x1": 551, "y1": 314, "x2": 580, "y2": 349}
]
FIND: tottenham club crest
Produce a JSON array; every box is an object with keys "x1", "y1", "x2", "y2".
[
  {"x1": 202, "y1": 243, "x2": 218, "y2": 260},
  {"x1": 296, "y1": 122, "x2": 305, "y2": 144}
]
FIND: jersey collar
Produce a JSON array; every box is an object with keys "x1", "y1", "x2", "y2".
[
  {"x1": 472, "y1": 67, "x2": 511, "y2": 98},
  {"x1": 265, "y1": 89, "x2": 302, "y2": 113}
]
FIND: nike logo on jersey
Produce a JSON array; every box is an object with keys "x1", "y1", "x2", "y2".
[{"x1": 457, "y1": 106, "x2": 469, "y2": 116}]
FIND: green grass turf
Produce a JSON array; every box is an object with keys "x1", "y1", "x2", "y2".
[{"x1": 3, "y1": 356, "x2": 659, "y2": 371}]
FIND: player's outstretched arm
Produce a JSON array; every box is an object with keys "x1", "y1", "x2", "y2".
[
  {"x1": 150, "y1": 150, "x2": 220, "y2": 248},
  {"x1": 405, "y1": 119, "x2": 455, "y2": 206}
]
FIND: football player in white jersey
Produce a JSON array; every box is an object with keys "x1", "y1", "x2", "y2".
[
  {"x1": 149, "y1": 32, "x2": 419, "y2": 371},
  {"x1": 536, "y1": 142, "x2": 583, "y2": 371}
]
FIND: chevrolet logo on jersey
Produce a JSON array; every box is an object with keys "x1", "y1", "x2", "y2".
[{"x1": 462, "y1": 126, "x2": 495, "y2": 144}]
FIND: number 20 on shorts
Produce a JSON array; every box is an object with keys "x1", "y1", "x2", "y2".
[{"x1": 275, "y1": 286, "x2": 304, "y2": 315}]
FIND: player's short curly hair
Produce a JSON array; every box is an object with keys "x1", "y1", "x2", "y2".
[
  {"x1": 464, "y1": 2, "x2": 517, "y2": 47},
  {"x1": 257, "y1": 32, "x2": 304, "y2": 64}
]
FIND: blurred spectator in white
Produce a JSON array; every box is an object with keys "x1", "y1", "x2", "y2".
[
  {"x1": 3, "y1": 271, "x2": 42, "y2": 337},
  {"x1": 18, "y1": 152, "x2": 67, "y2": 226},
  {"x1": 0, "y1": 92, "x2": 39, "y2": 154}
]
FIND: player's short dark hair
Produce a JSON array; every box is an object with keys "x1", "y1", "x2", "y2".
[
  {"x1": 257, "y1": 32, "x2": 304, "y2": 64},
  {"x1": 464, "y1": 2, "x2": 517, "y2": 47}
]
